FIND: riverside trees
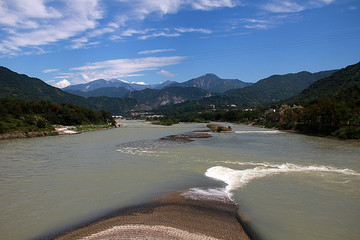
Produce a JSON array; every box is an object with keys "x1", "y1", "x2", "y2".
[{"x1": 0, "y1": 98, "x2": 115, "y2": 133}]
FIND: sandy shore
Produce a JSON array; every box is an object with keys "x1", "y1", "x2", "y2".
[{"x1": 52, "y1": 191, "x2": 257, "y2": 240}]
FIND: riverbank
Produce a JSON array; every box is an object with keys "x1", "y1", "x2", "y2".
[
  {"x1": 51, "y1": 190, "x2": 257, "y2": 240},
  {"x1": 231, "y1": 121, "x2": 360, "y2": 142},
  {"x1": 0, "y1": 124, "x2": 115, "y2": 140}
]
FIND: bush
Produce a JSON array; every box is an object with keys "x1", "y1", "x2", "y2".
[
  {"x1": 332, "y1": 126, "x2": 360, "y2": 139},
  {"x1": 36, "y1": 119, "x2": 47, "y2": 128}
]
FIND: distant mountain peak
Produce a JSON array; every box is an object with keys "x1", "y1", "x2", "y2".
[
  {"x1": 203, "y1": 73, "x2": 218, "y2": 77},
  {"x1": 175, "y1": 73, "x2": 252, "y2": 93}
]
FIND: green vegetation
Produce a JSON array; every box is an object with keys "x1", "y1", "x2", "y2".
[
  {"x1": 207, "y1": 124, "x2": 232, "y2": 132},
  {"x1": 74, "y1": 124, "x2": 113, "y2": 131},
  {"x1": 222, "y1": 70, "x2": 337, "y2": 106},
  {"x1": 150, "y1": 117, "x2": 180, "y2": 126},
  {"x1": 0, "y1": 66, "x2": 143, "y2": 116},
  {"x1": 0, "y1": 66, "x2": 89, "y2": 106},
  {"x1": 86, "y1": 96, "x2": 141, "y2": 116},
  {"x1": 0, "y1": 98, "x2": 115, "y2": 134},
  {"x1": 153, "y1": 62, "x2": 359, "y2": 139},
  {"x1": 66, "y1": 87, "x2": 130, "y2": 98},
  {"x1": 126, "y1": 86, "x2": 210, "y2": 108},
  {"x1": 1, "y1": 62, "x2": 358, "y2": 139}
]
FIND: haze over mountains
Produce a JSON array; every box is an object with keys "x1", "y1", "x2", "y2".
[
  {"x1": 0, "y1": 64, "x2": 350, "y2": 115},
  {"x1": 63, "y1": 73, "x2": 252, "y2": 97},
  {"x1": 64, "y1": 79, "x2": 176, "y2": 92}
]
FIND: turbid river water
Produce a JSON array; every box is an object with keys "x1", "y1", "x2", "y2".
[{"x1": 0, "y1": 120, "x2": 359, "y2": 240}]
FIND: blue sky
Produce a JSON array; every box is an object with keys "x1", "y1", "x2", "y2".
[{"x1": 1, "y1": 0, "x2": 359, "y2": 88}]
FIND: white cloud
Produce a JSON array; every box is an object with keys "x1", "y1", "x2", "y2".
[
  {"x1": 138, "y1": 48, "x2": 176, "y2": 55},
  {"x1": 54, "y1": 79, "x2": 71, "y2": 88},
  {"x1": 70, "y1": 37, "x2": 100, "y2": 49},
  {"x1": 260, "y1": 0, "x2": 335, "y2": 13},
  {"x1": 0, "y1": 0, "x2": 337, "y2": 55},
  {"x1": 175, "y1": 27, "x2": 212, "y2": 34},
  {"x1": 120, "y1": 28, "x2": 153, "y2": 37},
  {"x1": 138, "y1": 32, "x2": 181, "y2": 40},
  {"x1": 262, "y1": 1, "x2": 305, "y2": 13},
  {"x1": 132, "y1": 81, "x2": 148, "y2": 85},
  {"x1": 0, "y1": 0, "x2": 62, "y2": 27},
  {"x1": 0, "y1": 0, "x2": 102, "y2": 54},
  {"x1": 0, "y1": 0, "x2": 241, "y2": 55},
  {"x1": 239, "y1": 15, "x2": 291, "y2": 29},
  {"x1": 87, "y1": 27, "x2": 115, "y2": 38},
  {"x1": 191, "y1": 0, "x2": 238, "y2": 10},
  {"x1": 320, "y1": 0, "x2": 335, "y2": 4},
  {"x1": 112, "y1": 0, "x2": 241, "y2": 26},
  {"x1": 43, "y1": 68, "x2": 60, "y2": 73},
  {"x1": 157, "y1": 69, "x2": 176, "y2": 77},
  {"x1": 68, "y1": 56, "x2": 186, "y2": 82},
  {"x1": 349, "y1": 6, "x2": 357, "y2": 11}
]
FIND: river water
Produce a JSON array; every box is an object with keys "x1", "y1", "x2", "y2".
[{"x1": 0, "y1": 120, "x2": 359, "y2": 240}]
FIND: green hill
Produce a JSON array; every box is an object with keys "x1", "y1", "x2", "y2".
[
  {"x1": 257, "y1": 62, "x2": 360, "y2": 139},
  {"x1": 65, "y1": 87, "x2": 130, "y2": 98},
  {"x1": 87, "y1": 96, "x2": 146, "y2": 115},
  {"x1": 223, "y1": 70, "x2": 337, "y2": 106},
  {"x1": 292, "y1": 62, "x2": 360, "y2": 106},
  {"x1": 0, "y1": 66, "x2": 89, "y2": 106},
  {"x1": 0, "y1": 66, "x2": 145, "y2": 115},
  {"x1": 126, "y1": 86, "x2": 210, "y2": 108},
  {"x1": 0, "y1": 98, "x2": 116, "y2": 134}
]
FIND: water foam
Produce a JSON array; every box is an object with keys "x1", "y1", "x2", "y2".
[
  {"x1": 116, "y1": 140, "x2": 175, "y2": 155},
  {"x1": 205, "y1": 162, "x2": 360, "y2": 196},
  {"x1": 181, "y1": 187, "x2": 234, "y2": 203}
]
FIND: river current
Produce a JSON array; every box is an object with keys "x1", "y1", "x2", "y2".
[{"x1": 0, "y1": 120, "x2": 359, "y2": 240}]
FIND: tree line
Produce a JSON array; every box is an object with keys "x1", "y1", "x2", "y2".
[{"x1": 0, "y1": 98, "x2": 115, "y2": 133}]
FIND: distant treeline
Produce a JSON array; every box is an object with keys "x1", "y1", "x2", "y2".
[
  {"x1": 0, "y1": 98, "x2": 115, "y2": 133},
  {"x1": 200, "y1": 104, "x2": 359, "y2": 139}
]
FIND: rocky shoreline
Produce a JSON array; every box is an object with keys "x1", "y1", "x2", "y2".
[{"x1": 207, "y1": 123, "x2": 233, "y2": 133}]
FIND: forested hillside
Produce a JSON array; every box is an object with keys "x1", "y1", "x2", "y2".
[
  {"x1": 0, "y1": 98, "x2": 115, "y2": 134},
  {"x1": 0, "y1": 67, "x2": 89, "y2": 106},
  {"x1": 0, "y1": 66, "x2": 146, "y2": 115},
  {"x1": 126, "y1": 86, "x2": 210, "y2": 107},
  {"x1": 65, "y1": 87, "x2": 130, "y2": 98},
  {"x1": 292, "y1": 62, "x2": 360, "y2": 105},
  {"x1": 223, "y1": 70, "x2": 337, "y2": 105},
  {"x1": 192, "y1": 62, "x2": 360, "y2": 139}
]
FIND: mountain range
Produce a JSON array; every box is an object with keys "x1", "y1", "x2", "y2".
[
  {"x1": 64, "y1": 79, "x2": 176, "y2": 92},
  {"x1": 0, "y1": 64, "x2": 349, "y2": 115},
  {"x1": 63, "y1": 73, "x2": 252, "y2": 98}
]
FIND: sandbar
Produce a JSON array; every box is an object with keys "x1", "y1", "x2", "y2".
[{"x1": 52, "y1": 191, "x2": 257, "y2": 240}]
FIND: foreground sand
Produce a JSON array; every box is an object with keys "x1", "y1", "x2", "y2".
[{"x1": 53, "y1": 191, "x2": 257, "y2": 240}]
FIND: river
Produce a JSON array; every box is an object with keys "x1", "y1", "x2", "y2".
[{"x1": 0, "y1": 120, "x2": 359, "y2": 240}]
